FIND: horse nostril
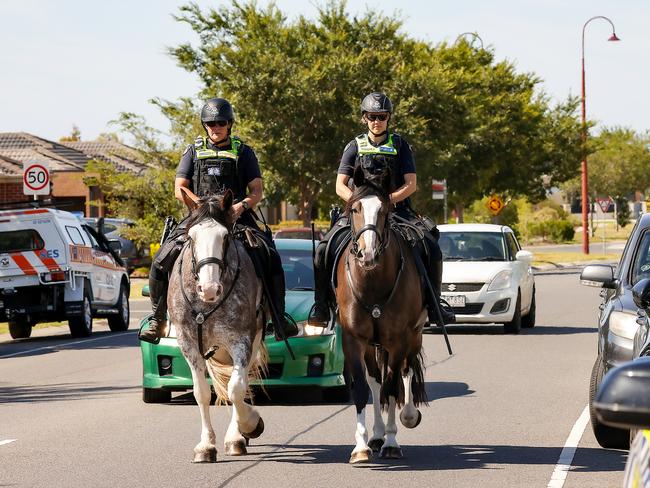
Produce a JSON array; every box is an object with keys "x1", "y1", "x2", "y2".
[{"x1": 216, "y1": 284, "x2": 223, "y2": 296}]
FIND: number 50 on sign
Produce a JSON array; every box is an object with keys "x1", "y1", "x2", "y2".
[{"x1": 23, "y1": 161, "x2": 50, "y2": 196}]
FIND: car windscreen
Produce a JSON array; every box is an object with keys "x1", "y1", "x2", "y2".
[
  {"x1": 0, "y1": 229, "x2": 45, "y2": 253},
  {"x1": 631, "y1": 230, "x2": 650, "y2": 286},
  {"x1": 439, "y1": 231, "x2": 507, "y2": 261},
  {"x1": 278, "y1": 248, "x2": 314, "y2": 290}
]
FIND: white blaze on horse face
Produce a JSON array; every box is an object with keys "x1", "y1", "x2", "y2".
[
  {"x1": 360, "y1": 196, "x2": 382, "y2": 264},
  {"x1": 189, "y1": 219, "x2": 228, "y2": 303}
]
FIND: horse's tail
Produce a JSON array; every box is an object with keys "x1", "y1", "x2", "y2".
[{"x1": 206, "y1": 332, "x2": 268, "y2": 405}]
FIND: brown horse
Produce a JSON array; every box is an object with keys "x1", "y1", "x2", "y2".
[
  {"x1": 168, "y1": 188, "x2": 267, "y2": 463},
  {"x1": 335, "y1": 167, "x2": 428, "y2": 464}
]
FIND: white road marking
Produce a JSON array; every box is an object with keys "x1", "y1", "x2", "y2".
[
  {"x1": 0, "y1": 330, "x2": 138, "y2": 359},
  {"x1": 0, "y1": 439, "x2": 17, "y2": 446},
  {"x1": 548, "y1": 404, "x2": 590, "y2": 488}
]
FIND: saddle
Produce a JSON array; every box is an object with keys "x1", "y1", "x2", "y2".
[{"x1": 233, "y1": 224, "x2": 273, "y2": 278}]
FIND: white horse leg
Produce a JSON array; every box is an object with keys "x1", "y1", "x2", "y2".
[
  {"x1": 189, "y1": 363, "x2": 217, "y2": 463},
  {"x1": 380, "y1": 396, "x2": 403, "y2": 459},
  {"x1": 366, "y1": 371, "x2": 385, "y2": 452},
  {"x1": 224, "y1": 363, "x2": 261, "y2": 455},
  {"x1": 399, "y1": 368, "x2": 422, "y2": 429}
]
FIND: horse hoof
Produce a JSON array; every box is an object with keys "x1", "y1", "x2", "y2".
[
  {"x1": 192, "y1": 448, "x2": 217, "y2": 463},
  {"x1": 349, "y1": 448, "x2": 372, "y2": 464},
  {"x1": 224, "y1": 440, "x2": 247, "y2": 456},
  {"x1": 242, "y1": 417, "x2": 264, "y2": 440},
  {"x1": 368, "y1": 438, "x2": 385, "y2": 452},
  {"x1": 380, "y1": 446, "x2": 403, "y2": 459},
  {"x1": 400, "y1": 409, "x2": 422, "y2": 429}
]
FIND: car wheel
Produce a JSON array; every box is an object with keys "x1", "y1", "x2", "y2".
[
  {"x1": 68, "y1": 285, "x2": 93, "y2": 338},
  {"x1": 143, "y1": 388, "x2": 172, "y2": 404},
  {"x1": 588, "y1": 356, "x2": 629, "y2": 449},
  {"x1": 503, "y1": 291, "x2": 522, "y2": 334},
  {"x1": 108, "y1": 283, "x2": 130, "y2": 332},
  {"x1": 8, "y1": 319, "x2": 33, "y2": 339},
  {"x1": 521, "y1": 287, "x2": 536, "y2": 329}
]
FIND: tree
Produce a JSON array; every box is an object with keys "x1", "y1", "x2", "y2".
[{"x1": 59, "y1": 124, "x2": 81, "y2": 142}]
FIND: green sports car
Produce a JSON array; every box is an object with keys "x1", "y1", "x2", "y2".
[{"x1": 139, "y1": 238, "x2": 348, "y2": 403}]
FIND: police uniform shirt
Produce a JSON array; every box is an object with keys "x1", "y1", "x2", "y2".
[
  {"x1": 176, "y1": 138, "x2": 262, "y2": 192},
  {"x1": 337, "y1": 133, "x2": 416, "y2": 188}
]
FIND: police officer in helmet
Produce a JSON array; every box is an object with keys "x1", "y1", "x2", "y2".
[
  {"x1": 308, "y1": 91, "x2": 455, "y2": 327},
  {"x1": 140, "y1": 97, "x2": 299, "y2": 344}
]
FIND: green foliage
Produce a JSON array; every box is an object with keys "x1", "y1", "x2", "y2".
[
  {"x1": 615, "y1": 195, "x2": 631, "y2": 228},
  {"x1": 526, "y1": 220, "x2": 575, "y2": 243}
]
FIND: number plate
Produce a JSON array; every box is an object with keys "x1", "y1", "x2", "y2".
[{"x1": 442, "y1": 294, "x2": 466, "y2": 307}]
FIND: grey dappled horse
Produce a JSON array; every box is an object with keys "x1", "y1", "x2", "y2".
[{"x1": 168, "y1": 188, "x2": 267, "y2": 463}]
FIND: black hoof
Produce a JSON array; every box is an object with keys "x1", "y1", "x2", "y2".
[
  {"x1": 368, "y1": 438, "x2": 385, "y2": 452},
  {"x1": 192, "y1": 447, "x2": 217, "y2": 463},
  {"x1": 380, "y1": 446, "x2": 403, "y2": 459},
  {"x1": 242, "y1": 417, "x2": 264, "y2": 439}
]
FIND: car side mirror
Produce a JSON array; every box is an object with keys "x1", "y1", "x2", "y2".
[
  {"x1": 108, "y1": 239, "x2": 122, "y2": 255},
  {"x1": 515, "y1": 250, "x2": 533, "y2": 262},
  {"x1": 580, "y1": 264, "x2": 616, "y2": 289},
  {"x1": 141, "y1": 284, "x2": 150, "y2": 297},
  {"x1": 633, "y1": 279, "x2": 650, "y2": 309},
  {"x1": 594, "y1": 357, "x2": 650, "y2": 430}
]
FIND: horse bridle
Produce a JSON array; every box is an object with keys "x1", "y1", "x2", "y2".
[
  {"x1": 179, "y1": 229, "x2": 241, "y2": 359},
  {"x1": 189, "y1": 233, "x2": 231, "y2": 281},
  {"x1": 349, "y1": 210, "x2": 391, "y2": 260}
]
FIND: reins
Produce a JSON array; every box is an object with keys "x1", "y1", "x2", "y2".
[{"x1": 179, "y1": 234, "x2": 241, "y2": 359}]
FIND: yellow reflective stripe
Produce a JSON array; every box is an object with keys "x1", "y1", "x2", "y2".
[
  {"x1": 196, "y1": 149, "x2": 217, "y2": 158},
  {"x1": 215, "y1": 151, "x2": 237, "y2": 160},
  {"x1": 355, "y1": 133, "x2": 397, "y2": 155}
]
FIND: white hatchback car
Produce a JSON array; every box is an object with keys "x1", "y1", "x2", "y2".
[{"x1": 438, "y1": 223, "x2": 535, "y2": 333}]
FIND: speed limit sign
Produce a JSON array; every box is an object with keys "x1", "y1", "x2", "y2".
[{"x1": 23, "y1": 161, "x2": 50, "y2": 196}]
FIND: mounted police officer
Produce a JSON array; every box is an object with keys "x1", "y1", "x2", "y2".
[
  {"x1": 308, "y1": 91, "x2": 455, "y2": 328},
  {"x1": 140, "y1": 97, "x2": 299, "y2": 344}
]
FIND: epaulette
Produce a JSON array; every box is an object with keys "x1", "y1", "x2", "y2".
[{"x1": 194, "y1": 136, "x2": 205, "y2": 149}]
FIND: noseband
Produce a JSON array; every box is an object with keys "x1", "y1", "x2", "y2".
[
  {"x1": 350, "y1": 211, "x2": 390, "y2": 260},
  {"x1": 189, "y1": 233, "x2": 231, "y2": 281}
]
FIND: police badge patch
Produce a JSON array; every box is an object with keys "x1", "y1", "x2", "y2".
[{"x1": 207, "y1": 166, "x2": 222, "y2": 176}]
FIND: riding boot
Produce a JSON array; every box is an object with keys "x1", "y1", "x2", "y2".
[
  {"x1": 307, "y1": 247, "x2": 331, "y2": 328},
  {"x1": 139, "y1": 276, "x2": 169, "y2": 344},
  {"x1": 269, "y1": 273, "x2": 299, "y2": 340},
  {"x1": 430, "y1": 259, "x2": 456, "y2": 325}
]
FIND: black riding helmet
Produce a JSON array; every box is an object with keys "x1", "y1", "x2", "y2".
[
  {"x1": 201, "y1": 98, "x2": 235, "y2": 123},
  {"x1": 360, "y1": 92, "x2": 393, "y2": 114}
]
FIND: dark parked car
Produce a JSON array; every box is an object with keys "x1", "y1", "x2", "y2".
[
  {"x1": 83, "y1": 217, "x2": 151, "y2": 273},
  {"x1": 580, "y1": 212, "x2": 650, "y2": 449}
]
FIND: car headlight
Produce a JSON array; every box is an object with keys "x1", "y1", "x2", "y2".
[
  {"x1": 609, "y1": 311, "x2": 639, "y2": 340},
  {"x1": 297, "y1": 320, "x2": 334, "y2": 336},
  {"x1": 488, "y1": 270, "x2": 512, "y2": 291}
]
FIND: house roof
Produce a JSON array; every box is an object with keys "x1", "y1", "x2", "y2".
[
  {"x1": 0, "y1": 132, "x2": 148, "y2": 176},
  {"x1": 63, "y1": 140, "x2": 148, "y2": 174},
  {"x1": 0, "y1": 132, "x2": 87, "y2": 172}
]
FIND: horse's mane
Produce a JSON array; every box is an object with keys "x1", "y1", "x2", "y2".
[
  {"x1": 185, "y1": 193, "x2": 233, "y2": 232},
  {"x1": 345, "y1": 180, "x2": 390, "y2": 215}
]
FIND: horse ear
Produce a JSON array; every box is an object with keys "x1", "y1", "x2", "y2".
[
  {"x1": 221, "y1": 189, "x2": 234, "y2": 211},
  {"x1": 179, "y1": 186, "x2": 200, "y2": 211},
  {"x1": 353, "y1": 165, "x2": 365, "y2": 187}
]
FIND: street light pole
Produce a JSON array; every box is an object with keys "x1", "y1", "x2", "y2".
[
  {"x1": 580, "y1": 16, "x2": 620, "y2": 254},
  {"x1": 455, "y1": 32, "x2": 484, "y2": 49}
]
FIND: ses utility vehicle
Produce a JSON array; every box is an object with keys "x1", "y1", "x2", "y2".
[{"x1": 0, "y1": 207, "x2": 130, "y2": 339}]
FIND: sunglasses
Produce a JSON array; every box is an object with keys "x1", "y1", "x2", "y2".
[
  {"x1": 365, "y1": 113, "x2": 388, "y2": 122},
  {"x1": 205, "y1": 120, "x2": 229, "y2": 128}
]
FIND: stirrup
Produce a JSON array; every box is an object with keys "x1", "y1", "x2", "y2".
[{"x1": 307, "y1": 303, "x2": 330, "y2": 328}]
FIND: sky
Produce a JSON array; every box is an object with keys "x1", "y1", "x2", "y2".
[{"x1": 1, "y1": 0, "x2": 647, "y2": 144}]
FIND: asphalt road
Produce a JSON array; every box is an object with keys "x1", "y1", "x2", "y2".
[{"x1": 0, "y1": 275, "x2": 627, "y2": 488}]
